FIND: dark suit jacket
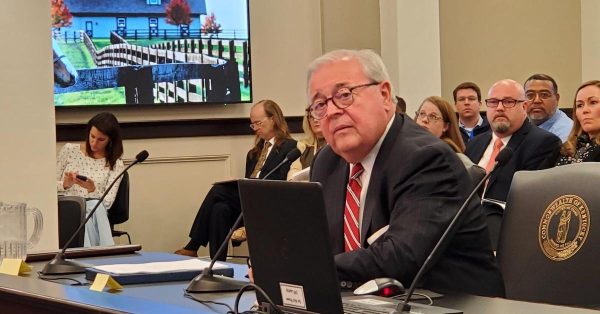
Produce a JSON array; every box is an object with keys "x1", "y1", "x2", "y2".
[
  {"x1": 465, "y1": 119, "x2": 561, "y2": 205},
  {"x1": 311, "y1": 114, "x2": 505, "y2": 297},
  {"x1": 460, "y1": 114, "x2": 490, "y2": 144},
  {"x1": 245, "y1": 138, "x2": 297, "y2": 180}
]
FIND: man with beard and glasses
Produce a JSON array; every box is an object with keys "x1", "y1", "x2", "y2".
[
  {"x1": 524, "y1": 74, "x2": 573, "y2": 142},
  {"x1": 465, "y1": 79, "x2": 561, "y2": 249}
]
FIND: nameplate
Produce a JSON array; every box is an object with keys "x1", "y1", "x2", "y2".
[
  {"x1": 280, "y1": 282, "x2": 307, "y2": 310},
  {"x1": 0, "y1": 258, "x2": 32, "y2": 275},
  {"x1": 90, "y1": 273, "x2": 123, "y2": 292}
]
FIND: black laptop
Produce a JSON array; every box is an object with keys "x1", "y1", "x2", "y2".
[{"x1": 238, "y1": 179, "x2": 461, "y2": 314}]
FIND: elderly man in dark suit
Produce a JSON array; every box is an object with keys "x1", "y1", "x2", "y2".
[
  {"x1": 307, "y1": 49, "x2": 504, "y2": 297},
  {"x1": 465, "y1": 79, "x2": 561, "y2": 248}
]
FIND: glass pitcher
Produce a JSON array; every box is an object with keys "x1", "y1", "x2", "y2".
[{"x1": 0, "y1": 201, "x2": 43, "y2": 261}]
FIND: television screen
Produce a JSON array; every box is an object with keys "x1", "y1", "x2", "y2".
[{"x1": 51, "y1": 0, "x2": 251, "y2": 107}]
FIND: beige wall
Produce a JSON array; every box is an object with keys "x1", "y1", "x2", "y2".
[
  {"x1": 380, "y1": 0, "x2": 442, "y2": 115},
  {"x1": 320, "y1": 0, "x2": 381, "y2": 53},
  {"x1": 581, "y1": 0, "x2": 600, "y2": 83},
  {"x1": 439, "y1": 0, "x2": 581, "y2": 108},
  {"x1": 0, "y1": 1, "x2": 58, "y2": 251}
]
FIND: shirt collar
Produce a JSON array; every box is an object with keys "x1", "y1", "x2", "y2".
[
  {"x1": 538, "y1": 109, "x2": 561, "y2": 129},
  {"x1": 459, "y1": 115, "x2": 483, "y2": 129},
  {"x1": 491, "y1": 132, "x2": 511, "y2": 146},
  {"x1": 351, "y1": 115, "x2": 395, "y2": 173}
]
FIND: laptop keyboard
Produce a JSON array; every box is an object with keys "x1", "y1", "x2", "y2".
[{"x1": 343, "y1": 301, "x2": 395, "y2": 314}]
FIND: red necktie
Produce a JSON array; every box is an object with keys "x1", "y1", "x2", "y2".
[
  {"x1": 485, "y1": 138, "x2": 504, "y2": 173},
  {"x1": 344, "y1": 163, "x2": 364, "y2": 252}
]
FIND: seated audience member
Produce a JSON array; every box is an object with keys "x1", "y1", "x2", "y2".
[
  {"x1": 453, "y1": 82, "x2": 490, "y2": 143},
  {"x1": 307, "y1": 49, "x2": 504, "y2": 297},
  {"x1": 287, "y1": 108, "x2": 326, "y2": 180},
  {"x1": 552, "y1": 80, "x2": 600, "y2": 165},
  {"x1": 395, "y1": 96, "x2": 407, "y2": 113},
  {"x1": 57, "y1": 112, "x2": 124, "y2": 247},
  {"x1": 465, "y1": 79, "x2": 561, "y2": 247},
  {"x1": 415, "y1": 96, "x2": 466, "y2": 153},
  {"x1": 524, "y1": 74, "x2": 573, "y2": 142},
  {"x1": 175, "y1": 100, "x2": 297, "y2": 260}
]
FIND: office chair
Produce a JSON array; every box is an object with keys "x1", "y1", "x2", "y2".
[
  {"x1": 497, "y1": 163, "x2": 600, "y2": 308},
  {"x1": 108, "y1": 171, "x2": 131, "y2": 244},
  {"x1": 57, "y1": 195, "x2": 86, "y2": 248}
]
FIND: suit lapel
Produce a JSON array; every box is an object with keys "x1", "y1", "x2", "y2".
[
  {"x1": 360, "y1": 115, "x2": 402, "y2": 246},
  {"x1": 473, "y1": 133, "x2": 492, "y2": 163},
  {"x1": 260, "y1": 141, "x2": 282, "y2": 177},
  {"x1": 487, "y1": 120, "x2": 530, "y2": 187}
]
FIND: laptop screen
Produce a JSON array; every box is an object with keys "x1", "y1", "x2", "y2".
[{"x1": 238, "y1": 180, "x2": 344, "y2": 313}]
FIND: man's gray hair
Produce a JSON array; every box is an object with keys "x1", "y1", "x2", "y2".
[{"x1": 306, "y1": 49, "x2": 395, "y2": 100}]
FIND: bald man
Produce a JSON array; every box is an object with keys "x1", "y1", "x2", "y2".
[{"x1": 465, "y1": 79, "x2": 561, "y2": 248}]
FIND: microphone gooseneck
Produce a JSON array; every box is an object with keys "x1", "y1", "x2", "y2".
[
  {"x1": 397, "y1": 147, "x2": 513, "y2": 313},
  {"x1": 40, "y1": 150, "x2": 149, "y2": 275},
  {"x1": 186, "y1": 148, "x2": 302, "y2": 293},
  {"x1": 261, "y1": 148, "x2": 301, "y2": 180}
]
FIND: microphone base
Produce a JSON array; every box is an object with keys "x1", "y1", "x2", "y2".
[
  {"x1": 186, "y1": 269, "x2": 248, "y2": 293},
  {"x1": 40, "y1": 253, "x2": 92, "y2": 275}
]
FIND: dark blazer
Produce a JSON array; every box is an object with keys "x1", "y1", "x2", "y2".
[
  {"x1": 465, "y1": 120, "x2": 560, "y2": 249},
  {"x1": 311, "y1": 114, "x2": 505, "y2": 297},
  {"x1": 459, "y1": 114, "x2": 490, "y2": 144},
  {"x1": 245, "y1": 138, "x2": 297, "y2": 180},
  {"x1": 187, "y1": 137, "x2": 297, "y2": 260},
  {"x1": 465, "y1": 119, "x2": 561, "y2": 204}
]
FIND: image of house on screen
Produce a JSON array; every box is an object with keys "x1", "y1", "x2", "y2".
[
  {"x1": 51, "y1": 0, "x2": 251, "y2": 106},
  {"x1": 56, "y1": 0, "x2": 206, "y2": 40}
]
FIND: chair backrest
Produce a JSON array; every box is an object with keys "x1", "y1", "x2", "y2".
[
  {"x1": 458, "y1": 153, "x2": 486, "y2": 195},
  {"x1": 497, "y1": 163, "x2": 600, "y2": 307},
  {"x1": 108, "y1": 171, "x2": 129, "y2": 226},
  {"x1": 57, "y1": 195, "x2": 85, "y2": 248}
]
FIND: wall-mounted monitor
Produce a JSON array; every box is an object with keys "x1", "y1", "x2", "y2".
[{"x1": 51, "y1": 0, "x2": 251, "y2": 107}]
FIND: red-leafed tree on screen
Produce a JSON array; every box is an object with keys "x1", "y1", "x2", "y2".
[
  {"x1": 201, "y1": 13, "x2": 222, "y2": 35},
  {"x1": 165, "y1": 0, "x2": 192, "y2": 26},
  {"x1": 51, "y1": 0, "x2": 73, "y2": 28}
]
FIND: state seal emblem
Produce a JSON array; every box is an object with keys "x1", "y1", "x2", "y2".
[{"x1": 539, "y1": 195, "x2": 590, "y2": 261}]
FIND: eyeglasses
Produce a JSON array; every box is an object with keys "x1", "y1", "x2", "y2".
[
  {"x1": 415, "y1": 111, "x2": 444, "y2": 123},
  {"x1": 308, "y1": 82, "x2": 380, "y2": 120},
  {"x1": 525, "y1": 91, "x2": 554, "y2": 101},
  {"x1": 249, "y1": 117, "x2": 269, "y2": 130},
  {"x1": 485, "y1": 98, "x2": 525, "y2": 108}
]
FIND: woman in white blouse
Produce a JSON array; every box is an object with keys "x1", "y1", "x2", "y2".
[{"x1": 57, "y1": 112, "x2": 124, "y2": 247}]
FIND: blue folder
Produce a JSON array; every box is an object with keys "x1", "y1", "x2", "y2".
[{"x1": 84, "y1": 252, "x2": 234, "y2": 285}]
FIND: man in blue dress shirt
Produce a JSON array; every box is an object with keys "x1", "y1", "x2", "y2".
[{"x1": 524, "y1": 74, "x2": 573, "y2": 142}]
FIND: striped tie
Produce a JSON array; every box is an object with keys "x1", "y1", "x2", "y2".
[{"x1": 344, "y1": 163, "x2": 364, "y2": 252}]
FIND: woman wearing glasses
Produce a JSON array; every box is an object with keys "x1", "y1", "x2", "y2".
[
  {"x1": 175, "y1": 100, "x2": 296, "y2": 260},
  {"x1": 546, "y1": 80, "x2": 600, "y2": 166},
  {"x1": 287, "y1": 108, "x2": 326, "y2": 181},
  {"x1": 415, "y1": 96, "x2": 466, "y2": 153}
]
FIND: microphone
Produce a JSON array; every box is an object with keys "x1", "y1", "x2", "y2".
[
  {"x1": 396, "y1": 147, "x2": 513, "y2": 313},
  {"x1": 41, "y1": 150, "x2": 149, "y2": 275},
  {"x1": 186, "y1": 148, "x2": 301, "y2": 293},
  {"x1": 261, "y1": 148, "x2": 302, "y2": 180}
]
